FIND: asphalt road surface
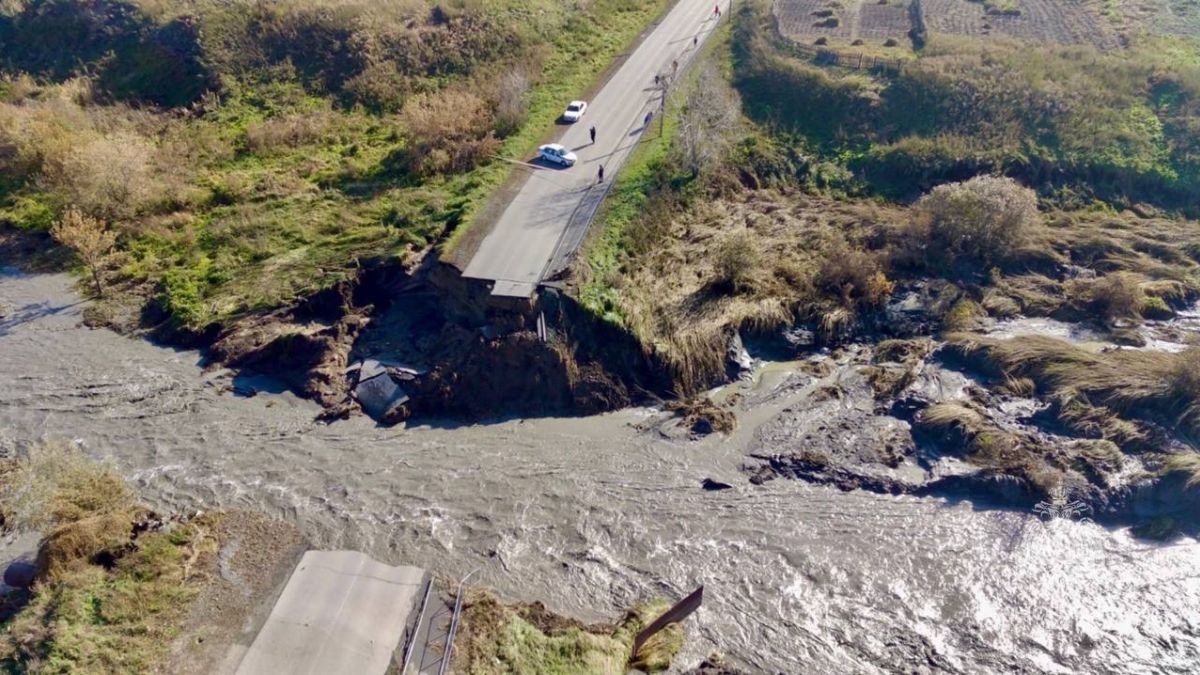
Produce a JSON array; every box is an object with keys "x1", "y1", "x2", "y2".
[{"x1": 462, "y1": 0, "x2": 730, "y2": 297}]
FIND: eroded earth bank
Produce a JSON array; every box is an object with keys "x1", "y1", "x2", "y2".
[{"x1": 3, "y1": 269, "x2": 1199, "y2": 673}]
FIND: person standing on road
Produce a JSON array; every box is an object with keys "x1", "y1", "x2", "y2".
[
  {"x1": 693, "y1": 35, "x2": 698, "y2": 47},
  {"x1": 714, "y1": 4, "x2": 721, "y2": 18},
  {"x1": 597, "y1": 165, "x2": 605, "y2": 183},
  {"x1": 672, "y1": 59, "x2": 678, "y2": 75},
  {"x1": 589, "y1": 126, "x2": 596, "y2": 144},
  {"x1": 644, "y1": 110, "x2": 653, "y2": 127}
]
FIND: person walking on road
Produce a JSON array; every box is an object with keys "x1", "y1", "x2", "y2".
[
  {"x1": 714, "y1": 4, "x2": 721, "y2": 18},
  {"x1": 672, "y1": 59, "x2": 678, "y2": 75},
  {"x1": 693, "y1": 35, "x2": 698, "y2": 47},
  {"x1": 644, "y1": 110, "x2": 653, "y2": 127},
  {"x1": 589, "y1": 126, "x2": 596, "y2": 144},
  {"x1": 597, "y1": 165, "x2": 604, "y2": 183}
]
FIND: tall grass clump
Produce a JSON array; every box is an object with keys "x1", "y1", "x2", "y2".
[
  {"x1": 0, "y1": 441, "x2": 215, "y2": 673},
  {"x1": 947, "y1": 335, "x2": 1200, "y2": 444},
  {"x1": 902, "y1": 175, "x2": 1038, "y2": 270},
  {"x1": 1164, "y1": 452, "x2": 1200, "y2": 489},
  {"x1": 455, "y1": 591, "x2": 683, "y2": 674}
]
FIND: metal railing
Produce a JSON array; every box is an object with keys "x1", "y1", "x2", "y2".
[{"x1": 437, "y1": 568, "x2": 481, "y2": 675}]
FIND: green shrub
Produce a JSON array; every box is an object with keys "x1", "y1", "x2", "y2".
[
  {"x1": 1140, "y1": 294, "x2": 1173, "y2": 320},
  {"x1": 943, "y1": 299, "x2": 982, "y2": 332},
  {"x1": 0, "y1": 194, "x2": 56, "y2": 230}
]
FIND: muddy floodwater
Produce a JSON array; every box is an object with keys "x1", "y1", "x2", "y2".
[{"x1": 2, "y1": 269, "x2": 1199, "y2": 673}]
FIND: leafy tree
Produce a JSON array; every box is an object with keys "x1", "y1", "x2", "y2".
[
  {"x1": 677, "y1": 65, "x2": 740, "y2": 178},
  {"x1": 50, "y1": 208, "x2": 116, "y2": 298}
]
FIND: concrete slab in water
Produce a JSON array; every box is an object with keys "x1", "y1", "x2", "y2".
[
  {"x1": 489, "y1": 279, "x2": 538, "y2": 298},
  {"x1": 353, "y1": 359, "x2": 410, "y2": 421},
  {"x1": 234, "y1": 550, "x2": 425, "y2": 675}
]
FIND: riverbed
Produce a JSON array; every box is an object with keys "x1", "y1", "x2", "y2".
[{"x1": 1, "y1": 269, "x2": 1198, "y2": 673}]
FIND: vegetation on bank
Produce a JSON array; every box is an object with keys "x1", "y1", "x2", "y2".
[
  {"x1": 0, "y1": 442, "x2": 213, "y2": 673},
  {"x1": 945, "y1": 334, "x2": 1200, "y2": 451},
  {"x1": 454, "y1": 591, "x2": 683, "y2": 674},
  {"x1": 0, "y1": 0, "x2": 670, "y2": 331},
  {"x1": 734, "y1": 0, "x2": 1200, "y2": 211},
  {"x1": 579, "y1": 0, "x2": 1200, "y2": 395}
]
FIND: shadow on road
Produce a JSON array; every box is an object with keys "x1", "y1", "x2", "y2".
[{"x1": 528, "y1": 157, "x2": 574, "y2": 171}]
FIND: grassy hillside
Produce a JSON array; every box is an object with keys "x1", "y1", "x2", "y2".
[
  {"x1": 0, "y1": 0, "x2": 670, "y2": 331},
  {"x1": 579, "y1": 0, "x2": 1200, "y2": 396},
  {"x1": 734, "y1": 0, "x2": 1200, "y2": 211}
]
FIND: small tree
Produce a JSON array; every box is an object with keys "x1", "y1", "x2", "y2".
[
  {"x1": 50, "y1": 208, "x2": 116, "y2": 298},
  {"x1": 677, "y1": 65, "x2": 740, "y2": 178},
  {"x1": 492, "y1": 69, "x2": 530, "y2": 138}
]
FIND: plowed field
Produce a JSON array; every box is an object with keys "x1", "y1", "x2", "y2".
[
  {"x1": 773, "y1": 0, "x2": 1172, "y2": 49},
  {"x1": 922, "y1": 0, "x2": 1119, "y2": 47}
]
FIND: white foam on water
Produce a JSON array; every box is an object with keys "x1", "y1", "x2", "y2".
[{"x1": 3, "y1": 270, "x2": 1200, "y2": 672}]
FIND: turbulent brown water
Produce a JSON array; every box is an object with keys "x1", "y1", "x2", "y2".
[{"x1": 2, "y1": 269, "x2": 1199, "y2": 674}]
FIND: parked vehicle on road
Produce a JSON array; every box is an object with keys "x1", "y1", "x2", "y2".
[
  {"x1": 562, "y1": 100, "x2": 588, "y2": 123},
  {"x1": 538, "y1": 143, "x2": 577, "y2": 167}
]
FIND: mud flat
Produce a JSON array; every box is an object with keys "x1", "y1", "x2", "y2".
[{"x1": 3, "y1": 269, "x2": 1200, "y2": 672}]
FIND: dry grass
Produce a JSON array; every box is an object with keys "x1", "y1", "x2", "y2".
[
  {"x1": 1075, "y1": 271, "x2": 1146, "y2": 324},
  {"x1": 947, "y1": 334, "x2": 1200, "y2": 444},
  {"x1": 1164, "y1": 452, "x2": 1200, "y2": 488},
  {"x1": 865, "y1": 338, "x2": 932, "y2": 399},
  {"x1": 665, "y1": 396, "x2": 738, "y2": 435},
  {"x1": 454, "y1": 590, "x2": 682, "y2": 675},
  {"x1": 583, "y1": 190, "x2": 902, "y2": 392},
  {"x1": 0, "y1": 442, "x2": 223, "y2": 673},
  {"x1": 0, "y1": 440, "x2": 131, "y2": 533},
  {"x1": 915, "y1": 401, "x2": 1062, "y2": 493},
  {"x1": 396, "y1": 88, "x2": 501, "y2": 177},
  {"x1": 918, "y1": 402, "x2": 985, "y2": 437},
  {"x1": 875, "y1": 337, "x2": 934, "y2": 363}
]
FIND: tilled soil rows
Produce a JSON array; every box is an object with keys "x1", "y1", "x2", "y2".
[
  {"x1": 921, "y1": 0, "x2": 1119, "y2": 47},
  {"x1": 775, "y1": 0, "x2": 857, "y2": 40},
  {"x1": 856, "y1": 0, "x2": 914, "y2": 39},
  {"x1": 775, "y1": 0, "x2": 1128, "y2": 48}
]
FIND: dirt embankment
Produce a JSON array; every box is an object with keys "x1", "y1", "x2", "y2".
[
  {"x1": 80, "y1": 251, "x2": 677, "y2": 424},
  {"x1": 7, "y1": 220, "x2": 677, "y2": 424}
]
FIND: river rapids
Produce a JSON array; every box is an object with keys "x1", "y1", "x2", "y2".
[{"x1": 1, "y1": 269, "x2": 1198, "y2": 674}]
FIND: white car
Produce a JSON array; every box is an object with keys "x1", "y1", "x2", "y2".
[
  {"x1": 562, "y1": 100, "x2": 587, "y2": 123},
  {"x1": 538, "y1": 143, "x2": 577, "y2": 167}
]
